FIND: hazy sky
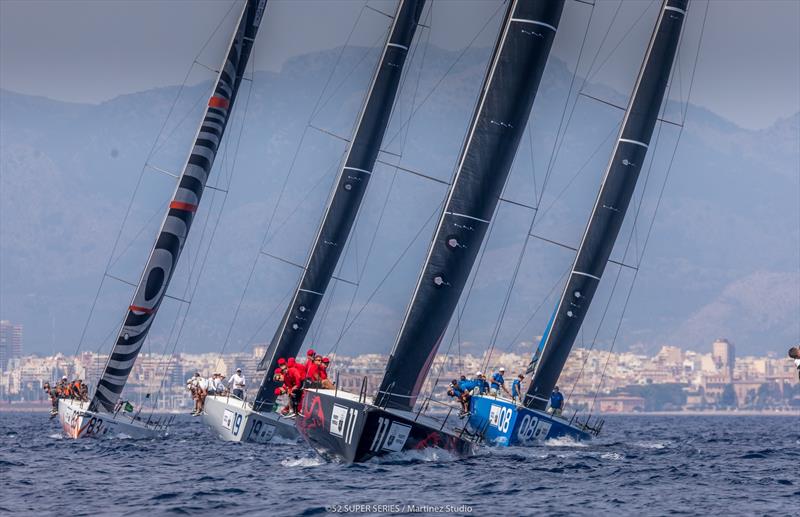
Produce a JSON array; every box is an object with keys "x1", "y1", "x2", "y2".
[{"x1": 1, "y1": 0, "x2": 798, "y2": 130}]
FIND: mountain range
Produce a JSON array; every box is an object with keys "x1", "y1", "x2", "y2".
[{"x1": 1, "y1": 44, "x2": 798, "y2": 359}]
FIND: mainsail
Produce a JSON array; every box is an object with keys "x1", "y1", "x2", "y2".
[
  {"x1": 253, "y1": 0, "x2": 426, "y2": 411},
  {"x1": 376, "y1": 0, "x2": 566, "y2": 411},
  {"x1": 524, "y1": 0, "x2": 688, "y2": 410},
  {"x1": 89, "y1": 0, "x2": 268, "y2": 413}
]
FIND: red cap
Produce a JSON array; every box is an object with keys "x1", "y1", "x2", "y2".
[
  {"x1": 277, "y1": 358, "x2": 286, "y2": 365},
  {"x1": 287, "y1": 357, "x2": 296, "y2": 365},
  {"x1": 322, "y1": 357, "x2": 330, "y2": 364},
  {"x1": 306, "y1": 349, "x2": 316, "y2": 357},
  {"x1": 274, "y1": 368, "x2": 282, "y2": 374},
  {"x1": 274, "y1": 388, "x2": 282, "y2": 395}
]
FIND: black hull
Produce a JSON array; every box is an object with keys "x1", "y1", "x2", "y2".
[{"x1": 297, "y1": 390, "x2": 475, "y2": 463}]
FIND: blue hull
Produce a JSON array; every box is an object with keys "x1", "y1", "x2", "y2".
[{"x1": 466, "y1": 396, "x2": 592, "y2": 446}]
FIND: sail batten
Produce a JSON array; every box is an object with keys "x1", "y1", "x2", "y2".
[
  {"x1": 88, "y1": 0, "x2": 268, "y2": 413},
  {"x1": 253, "y1": 0, "x2": 427, "y2": 411},
  {"x1": 524, "y1": 0, "x2": 689, "y2": 410},
  {"x1": 375, "y1": 0, "x2": 566, "y2": 411}
]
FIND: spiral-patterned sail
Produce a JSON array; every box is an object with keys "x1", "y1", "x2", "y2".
[{"x1": 89, "y1": 0, "x2": 268, "y2": 413}]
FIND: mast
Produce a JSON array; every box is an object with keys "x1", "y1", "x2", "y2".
[
  {"x1": 89, "y1": 0, "x2": 268, "y2": 413},
  {"x1": 253, "y1": 0, "x2": 427, "y2": 411},
  {"x1": 524, "y1": 0, "x2": 688, "y2": 410},
  {"x1": 376, "y1": 0, "x2": 566, "y2": 411}
]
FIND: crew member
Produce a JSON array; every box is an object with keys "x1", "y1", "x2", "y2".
[
  {"x1": 213, "y1": 373, "x2": 227, "y2": 395},
  {"x1": 319, "y1": 357, "x2": 334, "y2": 389},
  {"x1": 447, "y1": 379, "x2": 468, "y2": 415},
  {"x1": 490, "y1": 368, "x2": 511, "y2": 397},
  {"x1": 511, "y1": 374, "x2": 524, "y2": 404},
  {"x1": 789, "y1": 347, "x2": 800, "y2": 381},
  {"x1": 187, "y1": 372, "x2": 201, "y2": 415},
  {"x1": 548, "y1": 386, "x2": 564, "y2": 417},
  {"x1": 195, "y1": 373, "x2": 210, "y2": 415},
  {"x1": 305, "y1": 355, "x2": 324, "y2": 388},
  {"x1": 43, "y1": 382, "x2": 58, "y2": 415},
  {"x1": 228, "y1": 368, "x2": 246, "y2": 399}
]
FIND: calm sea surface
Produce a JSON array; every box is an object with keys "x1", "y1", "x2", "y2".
[{"x1": 1, "y1": 412, "x2": 797, "y2": 516}]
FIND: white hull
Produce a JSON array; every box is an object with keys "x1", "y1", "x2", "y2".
[
  {"x1": 57, "y1": 399, "x2": 169, "y2": 439},
  {"x1": 202, "y1": 395, "x2": 298, "y2": 443}
]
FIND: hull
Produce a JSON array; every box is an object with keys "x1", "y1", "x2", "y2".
[
  {"x1": 467, "y1": 395, "x2": 593, "y2": 446},
  {"x1": 297, "y1": 389, "x2": 476, "y2": 463},
  {"x1": 57, "y1": 399, "x2": 169, "y2": 439},
  {"x1": 202, "y1": 395, "x2": 298, "y2": 443}
]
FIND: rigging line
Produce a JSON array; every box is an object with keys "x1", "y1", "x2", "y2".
[
  {"x1": 332, "y1": 200, "x2": 445, "y2": 350},
  {"x1": 379, "y1": 0, "x2": 507, "y2": 152},
  {"x1": 482, "y1": 1, "x2": 598, "y2": 370},
  {"x1": 585, "y1": 0, "x2": 658, "y2": 86},
  {"x1": 575, "y1": 0, "x2": 623, "y2": 96},
  {"x1": 365, "y1": 4, "x2": 393, "y2": 19},
  {"x1": 588, "y1": 2, "x2": 708, "y2": 408},
  {"x1": 311, "y1": 30, "x2": 391, "y2": 124},
  {"x1": 308, "y1": 1, "x2": 379, "y2": 121},
  {"x1": 577, "y1": 92, "x2": 683, "y2": 128},
  {"x1": 528, "y1": 118, "x2": 539, "y2": 207},
  {"x1": 309, "y1": 124, "x2": 350, "y2": 143},
  {"x1": 373, "y1": 160, "x2": 449, "y2": 186},
  {"x1": 504, "y1": 266, "x2": 571, "y2": 355}
]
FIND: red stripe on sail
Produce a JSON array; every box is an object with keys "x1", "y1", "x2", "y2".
[
  {"x1": 208, "y1": 96, "x2": 230, "y2": 109},
  {"x1": 129, "y1": 305, "x2": 154, "y2": 314},
  {"x1": 169, "y1": 201, "x2": 197, "y2": 212}
]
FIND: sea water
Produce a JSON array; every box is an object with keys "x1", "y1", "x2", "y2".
[{"x1": 1, "y1": 413, "x2": 797, "y2": 516}]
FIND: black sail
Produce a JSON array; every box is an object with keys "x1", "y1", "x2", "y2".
[
  {"x1": 376, "y1": 0, "x2": 566, "y2": 411},
  {"x1": 253, "y1": 0, "x2": 426, "y2": 411},
  {"x1": 524, "y1": 0, "x2": 688, "y2": 410},
  {"x1": 89, "y1": 0, "x2": 268, "y2": 413}
]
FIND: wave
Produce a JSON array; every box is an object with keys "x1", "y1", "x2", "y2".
[
  {"x1": 633, "y1": 441, "x2": 670, "y2": 449},
  {"x1": 281, "y1": 456, "x2": 326, "y2": 468},
  {"x1": 368, "y1": 447, "x2": 461, "y2": 465},
  {"x1": 545, "y1": 436, "x2": 589, "y2": 447}
]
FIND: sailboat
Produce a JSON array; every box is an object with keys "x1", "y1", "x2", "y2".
[
  {"x1": 297, "y1": 0, "x2": 565, "y2": 463},
  {"x1": 201, "y1": 0, "x2": 427, "y2": 443},
  {"x1": 466, "y1": 0, "x2": 689, "y2": 447},
  {"x1": 58, "y1": 0, "x2": 268, "y2": 439}
]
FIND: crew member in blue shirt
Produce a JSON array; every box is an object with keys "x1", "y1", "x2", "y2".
[
  {"x1": 511, "y1": 374, "x2": 524, "y2": 404},
  {"x1": 457, "y1": 375, "x2": 477, "y2": 416},
  {"x1": 548, "y1": 386, "x2": 564, "y2": 417},
  {"x1": 490, "y1": 367, "x2": 511, "y2": 397},
  {"x1": 473, "y1": 371, "x2": 490, "y2": 395}
]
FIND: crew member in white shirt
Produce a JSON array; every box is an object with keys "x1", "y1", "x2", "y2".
[{"x1": 229, "y1": 368, "x2": 246, "y2": 399}]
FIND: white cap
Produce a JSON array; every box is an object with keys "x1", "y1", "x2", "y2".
[
  {"x1": 476, "y1": 371, "x2": 483, "y2": 376},
  {"x1": 499, "y1": 367, "x2": 505, "y2": 372}
]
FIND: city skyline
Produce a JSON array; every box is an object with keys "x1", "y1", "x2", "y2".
[{"x1": 3, "y1": 333, "x2": 797, "y2": 414}]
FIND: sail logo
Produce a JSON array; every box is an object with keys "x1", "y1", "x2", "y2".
[{"x1": 489, "y1": 404, "x2": 513, "y2": 433}]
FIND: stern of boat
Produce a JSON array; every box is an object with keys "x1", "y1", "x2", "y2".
[
  {"x1": 297, "y1": 389, "x2": 474, "y2": 463},
  {"x1": 202, "y1": 395, "x2": 298, "y2": 443},
  {"x1": 467, "y1": 395, "x2": 593, "y2": 446}
]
